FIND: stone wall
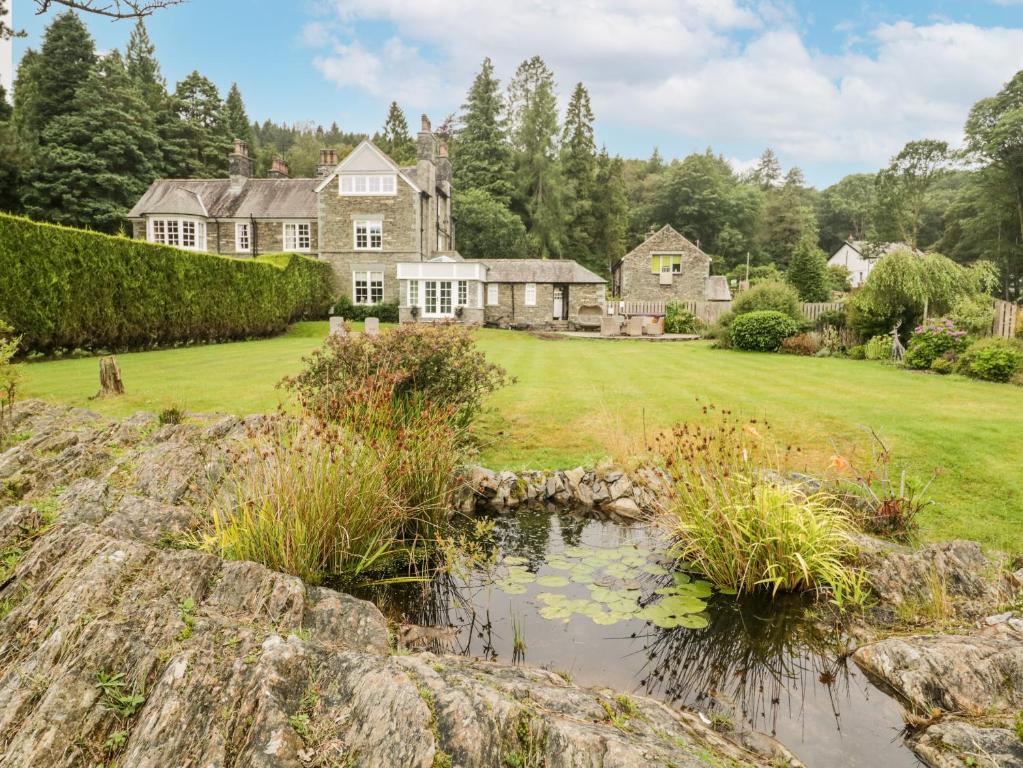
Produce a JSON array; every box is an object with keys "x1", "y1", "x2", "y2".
[
  {"x1": 399, "y1": 306, "x2": 485, "y2": 325},
  {"x1": 618, "y1": 226, "x2": 710, "y2": 302},
  {"x1": 318, "y1": 175, "x2": 422, "y2": 298},
  {"x1": 567, "y1": 283, "x2": 606, "y2": 324},
  {"x1": 465, "y1": 464, "x2": 671, "y2": 521},
  {"x1": 484, "y1": 282, "x2": 555, "y2": 327}
]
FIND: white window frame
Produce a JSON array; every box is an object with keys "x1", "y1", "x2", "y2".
[
  {"x1": 354, "y1": 219, "x2": 383, "y2": 251},
  {"x1": 524, "y1": 283, "x2": 537, "y2": 307},
  {"x1": 235, "y1": 222, "x2": 251, "y2": 253},
  {"x1": 147, "y1": 216, "x2": 206, "y2": 252},
  {"x1": 408, "y1": 279, "x2": 419, "y2": 308},
  {"x1": 655, "y1": 254, "x2": 683, "y2": 274},
  {"x1": 486, "y1": 283, "x2": 499, "y2": 306},
  {"x1": 283, "y1": 222, "x2": 311, "y2": 252},
  {"x1": 353, "y1": 270, "x2": 384, "y2": 305},
  {"x1": 457, "y1": 280, "x2": 468, "y2": 307},
  {"x1": 340, "y1": 174, "x2": 397, "y2": 196}
]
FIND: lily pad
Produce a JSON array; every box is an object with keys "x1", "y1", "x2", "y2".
[
  {"x1": 641, "y1": 563, "x2": 669, "y2": 576},
  {"x1": 497, "y1": 582, "x2": 529, "y2": 595},
  {"x1": 536, "y1": 575, "x2": 570, "y2": 587},
  {"x1": 502, "y1": 555, "x2": 529, "y2": 566},
  {"x1": 539, "y1": 603, "x2": 573, "y2": 621},
  {"x1": 678, "y1": 613, "x2": 710, "y2": 630},
  {"x1": 590, "y1": 611, "x2": 619, "y2": 625}
]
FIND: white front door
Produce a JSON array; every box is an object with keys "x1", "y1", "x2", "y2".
[{"x1": 553, "y1": 286, "x2": 564, "y2": 320}]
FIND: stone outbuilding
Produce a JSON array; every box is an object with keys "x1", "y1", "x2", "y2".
[{"x1": 610, "y1": 225, "x2": 729, "y2": 303}]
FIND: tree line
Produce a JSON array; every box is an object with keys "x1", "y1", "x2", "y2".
[{"x1": 1, "y1": 12, "x2": 1021, "y2": 297}]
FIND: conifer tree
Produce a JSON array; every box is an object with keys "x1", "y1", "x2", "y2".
[
  {"x1": 22, "y1": 52, "x2": 158, "y2": 229},
  {"x1": 172, "y1": 71, "x2": 231, "y2": 177},
  {"x1": 15, "y1": 12, "x2": 95, "y2": 142},
  {"x1": 380, "y1": 101, "x2": 415, "y2": 164},
  {"x1": 223, "y1": 83, "x2": 254, "y2": 145},
  {"x1": 125, "y1": 19, "x2": 164, "y2": 103},
  {"x1": 508, "y1": 56, "x2": 563, "y2": 258},
  {"x1": 454, "y1": 58, "x2": 512, "y2": 203},
  {"x1": 751, "y1": 148, "x2": 782, "y2": 188},
  {"x1": 560, "y1": 82, "x2": 598, "y2": 269},
  {"x1": 0, "y1": 83, "x2": 25, "y2": 212},
  {"x1": 592, "y1": 148, "x2": 629, "y2": 275},
  {"x1": 786, "y1": 235, "x2": 831, "y2": 301}
]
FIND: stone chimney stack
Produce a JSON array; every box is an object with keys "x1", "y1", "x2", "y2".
[
  {"x1": 417, "y1": 113, "x2": 437, "y2": 163},
  {"x1": 317, "y1": 148, "x2": 338, "y2": 178},
  {"x1": 416, "y1": 115, "x2": 438, "y2": 257},
  {"x1": 229, "y1": 139, "x2": 253, "y2": 193},
  {"x1": 437, "y1": 142, "x2": 452, "y2": 184},
  {"x1": 268, "y1": 155, "x2": 290, "y2": 179}
]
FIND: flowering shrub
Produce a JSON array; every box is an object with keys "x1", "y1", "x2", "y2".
[
  {"x1": 957, "y1": 337, "x2": 1023, "y2": 382},
  {"x1": 903, "y1": 319, "x2": 968, "y2": 370},
  {"x1": 730, "y1": 311, "x2": 800, "y2": 352},
  {"x1": 664, "y1": 301, "x2": 699, "y2": 334},
  {"x1": 286, "y1": 323, "x2": 509, "y2": 431}
]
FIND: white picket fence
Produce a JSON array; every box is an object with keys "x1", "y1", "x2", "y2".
[{"x1": 611, "y1": 300, "x2": 844, "y2": 325}]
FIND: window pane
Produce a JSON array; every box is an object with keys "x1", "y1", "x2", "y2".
[
  {"x1": 382, "y1": 175, "x2": 395, "y2": 193},
  {"x1": 409, "y1": 280, "x2": 419, "y2": 306},
  {"x1": 369, "y1": 221, "x2": 382, "y2": 249},
  {"x1": 525, "y1": 283, "x2": 536, "y2": 306},
  {"x1": 487, "y1": 283, "x2": 498, "y2": 306},
  {"x1": 368, "y1": 176, "x2": 381, "y2": 193},
  {"x1": 425, "y1": 281, "x2": 437, "y2": 313},
  {"x1": 440, "y1": 282, "x2": 452, "y2": 314},
  {"x1": 458, "y1": 280, "x2": 467, "y2": 306},
  {"x1": 298, "y1": 224, "x2": 310, "y2": 249},
  {"x1": 354, "y1": 176, "x2": 367, "y2": 193},
  {"x1": 166, "y1": 220, "x2": 179, "y2": 246}
]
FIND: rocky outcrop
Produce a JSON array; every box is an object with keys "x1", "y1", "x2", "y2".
[
  {"x1": 464, "y1": 464, "x2": 669, "y2": 520},
  {"x1": 0, "y1": 402, "x2": 777, "y2": 768},
  {"x1": 913, "y1": 721, "x2": 1023, "y2": 768}
]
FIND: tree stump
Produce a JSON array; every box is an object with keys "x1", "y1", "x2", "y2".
[{"x1": 98, "y1": 355, "x2": 125, "y2": 397}]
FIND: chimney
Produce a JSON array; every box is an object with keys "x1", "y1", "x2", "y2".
[
  {"x1": 437, "y1": 142, "x2": 452, "y2": 184},
  {"x1": 229, "y1": 139, "x2": 252, "y2": 193},
  {"x1": 417, "y1": 113, "x2": 437, "y2": 163},
  {"x1": 317, "y1": 148, "x2": 338, "y2": 179},
  {"x1": 268, "y1": 155, "x2": 290, "y2": 179}
]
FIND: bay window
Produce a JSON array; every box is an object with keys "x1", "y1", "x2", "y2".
[{"x1": 148, "y1": 216, "x2": 206, "y2": 252}]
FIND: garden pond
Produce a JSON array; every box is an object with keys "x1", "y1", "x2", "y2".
[{"x1": 364, "y1": 508, "x2": 924, "y2": 768}]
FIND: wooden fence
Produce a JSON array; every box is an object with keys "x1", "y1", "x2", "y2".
[
  {"x1": 992, "y1": 299, "x2": 1020, "y2": 340},
  {"x1": 612, "y1": 300, "x2": 844, "y2": 325}
]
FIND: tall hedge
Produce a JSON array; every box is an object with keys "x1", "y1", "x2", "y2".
[{"x1": 0, "y1": 214, "x2": 333, "y2": 353}]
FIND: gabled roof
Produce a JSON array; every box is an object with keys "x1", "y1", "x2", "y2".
[
  {"x1": 127, "y1": 178, "x2": 318, "y2": 219},
  {"x1": 471, "y1": 259, "x2": 606, "y2": 284},
  {"x1": 613, "y1": 224, "x2": 710, "y2": 271},
  {"x1": 836, "y1": 240, "x2": 922, "y2": 259},
  {"x1": 314, "y1": 140, "x2": 422, "y2": 194}
]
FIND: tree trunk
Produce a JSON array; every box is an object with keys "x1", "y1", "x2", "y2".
[{"x1": 98, "y1": 356, "x2": 125, "y2": 397}]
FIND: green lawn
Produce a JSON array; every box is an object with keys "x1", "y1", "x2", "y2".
[{"x1": 18, "y1": 321, "x2": 1023, "y2": 552}]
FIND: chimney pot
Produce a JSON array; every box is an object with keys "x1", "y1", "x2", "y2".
[
  {"x1": 438, "y1": 142, "x2": 448, "y2": 159},
  {"x1": 316, "y1": 148, "x2": 339, "y2": 179},
  {"x1": 269, "y1": 155, "x2": 290, "y2": 179},
  {"x1": 421, "y1": 114, "x2": 431, "y2": 133},
  {"x1": 233, "y1": 138, "x2": 249, "y2": 158}
]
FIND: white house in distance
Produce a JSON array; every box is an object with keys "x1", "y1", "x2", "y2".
[{"x1": 828, "y1": 240, "x2": 919, "y2": 288}]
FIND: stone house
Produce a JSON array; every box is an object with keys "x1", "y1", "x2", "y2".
[
  {"x1": 127, "y1": 115, "x2": 604, "y2": 328},
  {"x1": 610, "y1": 225, "x2": 730, "y2": 303}
]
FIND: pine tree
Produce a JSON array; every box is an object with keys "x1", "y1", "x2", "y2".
[
  {"x1": 751, "y1": 148, "x2": 782, "y2": 189},
  {"x1": 646, "y1": 147, "x2": 664, "y2": 173},
  {"x1": 454, "y1": 58, "x2": 512, "y2": 203},
  {"x1": 786, "y1": 235, "x2": 831, "y2": 301},
  {"x1": 560, "y1": 83, "x2": 598, "y2": 269},
  {"x1": 125, "y1": 19, "x2": 164, "y2": 104},
  {"x1": 380, "y1": 102, "x2": 415, "y2": 164},
  {"x1": 22, "y1": 52, "x2": 158, "y2": 230},
  {"x1": 508, "y1": 57, "x2": 563, "y2": 258},
  {"x1": 173, "y1": 71, "x2": 232, "y2": 177},
  {"x1": 15, "y1": 12, "x2": 95, "y2": 142},
  {"x1": 223, "y1": 83, "x2": 254, "y2": 145},
  {"x1": 592, "y1": 148, "x2": 628, "y2": 275},
  {"x1": 0, "y1": 83, "x2": 25, "y2": 212}
]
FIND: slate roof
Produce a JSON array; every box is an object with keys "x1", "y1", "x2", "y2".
[
  {"x1": 842, "y1": 240, "x2": 922, "y2": 259},
  {"x1": 127, "y1": 178, "x2": 319, "y2": 219},
  {"x1": 471, "y1": 259, "x2": 606, "y2": 284}
]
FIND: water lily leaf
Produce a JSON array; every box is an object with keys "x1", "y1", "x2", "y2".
[
  {"x1": 672, "y1": 572, "x2": 691, "y2": 586},
  {"x1": 717, "y1": 586, "x2": 739, "y2": 595},
  {"x1": 677, "y1": 613, "x2": 710, "y2": 630},
  {"x1": 546, "y1": 559, "x2": 572, "y2": 571},
  {"x1": 536, "y1": 575, "x2": 569, "y2": 587},
  {"x1": 497, "y1": 582, "x2": 528, "y2": 595},
  {"x1": 602, "y1": 563, "x2": 633, "y2": 579},
  {"x1": 502, "y1": 555, "x2": 529, "y2": 566},
  {"x1": 562, "y1": 546, "x2": 589, "y2": 559},
  {"x1": 569, "y1": 570, "x2": 595, "y2": 584},
  {"x1": 537, "y1": 592, "x2": 567, "y2": 604},
  {"x1": 589, "y1": 586, "x2": 617, "y2": 604},
  {"x1": 590, "y1": 611, "x2": 619, "y2": 625},
  {"x1": 655, "y1": 595, "x2": 706, "y2": 615},
  {"x1": 641, "y1": 563, "x2": 669, "y2": 576},
  {"x1": 504, "y1": 567, "x2": 536, "y2": 584},
  {"x1": 538, "y1": 603, "x2": 573, "y2": 621}
]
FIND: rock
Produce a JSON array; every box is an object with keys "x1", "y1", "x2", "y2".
[
  {"x1": 0, "y1": 404, "x2": 775, "y2": 768},
  {"x1": 984, "y1": 611, "x2": 1014, "y2": 626},
  {"x1": 913, "y1": 721, "x2": 1023, "y2": 768},
  {"x1": 608, "y1": 472, "x2": 633, "y2": 500},
  {"x1": 603, "y1": 497, "x2": 644, "y2": 520},
  {"x1": 853, "y1": 620, "x2": 1023, "y2": 714}
]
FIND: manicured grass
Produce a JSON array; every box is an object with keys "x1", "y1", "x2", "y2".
[{"x1": 17, "y1": 322, "x2": 1023, "y2": 552}]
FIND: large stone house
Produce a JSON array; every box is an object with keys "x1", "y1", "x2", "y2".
[
  {"x1": 127, "y1": 116, "x2": 604, "y2": 327},
  {"x1": 610, "y1": 225, "x2": 730, "y2": 303}
]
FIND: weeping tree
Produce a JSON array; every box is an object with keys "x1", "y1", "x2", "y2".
[{"x1": 850, "y1": 248, "x2": 997, "y2": 338}]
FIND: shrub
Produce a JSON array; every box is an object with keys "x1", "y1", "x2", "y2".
[
  {"x1": 957, "y1": 337, "x2": 1023, "y2": 383},
  {"x1": 929, "y1": 356, "x2": 955, "y2": 375},
  {"x1": 0, "y1": 213, "x2": 333, "y2": 354},
  {"x1": 207, "y1": 409, "x2": 462, "y2": 586},
  {"x1": 848, "y1": 344, "x2": 866, "y2": 360},
  {"x1": 786, "y1": 237, "x2": 831, "y2": 302},
  {"x1": 730, "y1": 281, "x2": 801, "y2": 321},
  {"x1": 286, "y1": 323, "x2": 509, "y2": 431},
  {"x1": 864, "y1": 335, "x2": 891, "y2": 361},
  {"x1": 332, "y1": 297, "x2": 400, "y2": 324},
  {"x1": 814, "y1": 308, "x2": 846, "y2": 330},
  {"x1": 655, "y1": 415, "x2": 865, "y2": 600},
  {"x1": 0, "y1": 322, "x2": 22, "y2": 446},
  {"x1": 664, "y1": 301, "x2": 699, "y2": 334},
  {"x1": 730, "y1": 311, "x2": 800, "y2": 352},
  {"x1": 779, "y1": 333, "x2": 819, "y2": 356},
  {"x1": 948, "y1": 294, "x2": 996, "y2": 337},
  {"x1": 903, "y1": 319, "x2": 968, "y2": 370}
]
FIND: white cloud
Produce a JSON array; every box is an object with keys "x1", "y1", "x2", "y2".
[{"x1": 305, "y1": 0, "x2": 1023, "y2": 177}]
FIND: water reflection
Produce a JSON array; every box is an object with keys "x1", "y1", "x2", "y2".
[{"x1": 363, "y1": 508, "x2": 920, "y2": 767}]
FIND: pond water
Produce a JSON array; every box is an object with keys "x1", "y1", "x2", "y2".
[{"x1": 367, "y1": 508, "x2": 922, "y2": 768}]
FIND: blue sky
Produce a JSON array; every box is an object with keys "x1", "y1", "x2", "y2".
[{"x1": 8, "y1": 0, "x2": 1023, "y2": 187}]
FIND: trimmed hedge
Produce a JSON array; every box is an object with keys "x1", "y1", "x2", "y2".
[
  {"x1": 730, "y1": 310, "x2": 800, "y2": 352},
  {"x1": 0, "y1": 213, "x2": 333, "y2": 353}
]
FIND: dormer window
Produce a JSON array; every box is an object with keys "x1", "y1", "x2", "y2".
[{"x1": 340, "y1": 174, "x2": 396, "y2": 196}]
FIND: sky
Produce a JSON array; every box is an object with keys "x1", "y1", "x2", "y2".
[{"x1": 6, "y1": 0, "x2": 1023, "y2": 187}]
